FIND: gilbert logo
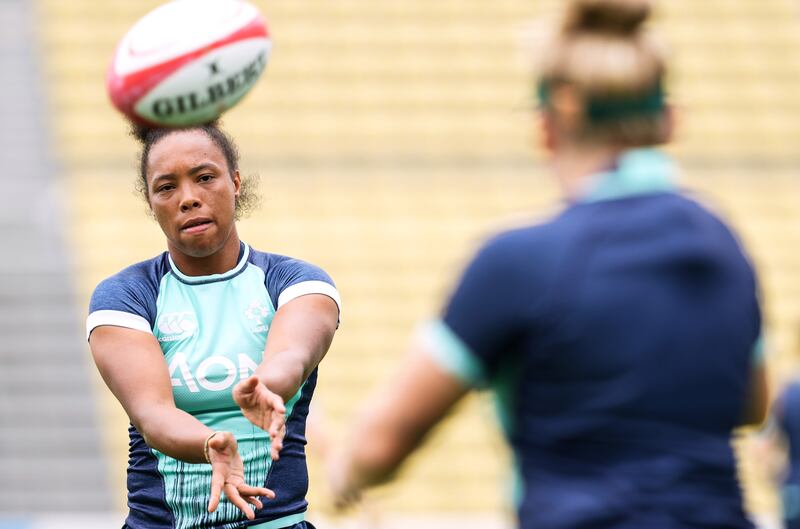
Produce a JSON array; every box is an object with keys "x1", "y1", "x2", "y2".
[
  {"x1": 157, "y1": 311, "x2": 198, "y2": 342},
  {"x1": 244, "y1": 300, "x2": 271, "y2": 333}
]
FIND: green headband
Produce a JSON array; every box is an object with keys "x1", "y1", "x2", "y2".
[{"x1": 537, "y1": 80, "x2": 666, "y2": 123}]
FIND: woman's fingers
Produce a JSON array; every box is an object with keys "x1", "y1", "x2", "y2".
[
  {"x1": 266, "y1": 388, "x2": 286, "y2": 415},
  {"x1": 270, "y1": 415, "x2": 287, "y2": 460},
  {"x1": 333, "y1": 489, "x2": 361, "y2": 511},
  {"x1": 210, "y1": 480, "x2": 274, "y2": 516},
  {"x1": 207, "y1": 471, "x2": 225, "y2": 513},
  {"x1": 269, "y1": 412, "x2": 286, "y2": 440},
  {"x1": 244, "y1": 495, "x2": 264, "y2": 510},
  {"x1": 233, "y1": 375, "x2": 260, "y2": 406},
  {"x1": 270, "y1": 427, "x2": 285, "y2": 461},
  {"x1": 205, "y1": 430, "x2": 278, "y2": 519},
  {"x1": 224, "y1": 483, "x2": 255, "y2": 520},
  {"x1": 237, "y1": 483, "x2": 275, "y2": 499}
]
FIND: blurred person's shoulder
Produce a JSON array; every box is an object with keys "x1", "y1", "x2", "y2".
[
  {"x1": 471, "y1": 205, "x2": 582, "y2": 281},
  {"x1": 485, "y1": 203, "x2": 573, "y2": 249},
  {"x1": 673, "y1": 188, "x2": 757, "y2": 256},
  {"x1": 674, "y1": 187, "x2": 742, "y2": 230}
]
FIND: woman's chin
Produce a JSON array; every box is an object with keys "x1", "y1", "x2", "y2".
[{"x1": 172, "y1": 236, "x2": 222, "y2": 259}]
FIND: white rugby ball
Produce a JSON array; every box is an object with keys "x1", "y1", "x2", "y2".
[{"x1": 107, "y1": 0, "x2": 271, "y2": 127}]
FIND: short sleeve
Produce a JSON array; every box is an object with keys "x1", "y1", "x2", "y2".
[
  {"x1": 86, "y1": 265, "x2": 160, "y2": 340},
  {"x1": 265, "y1": 258, "x2": 342, "y2": 316},
  {"x1": 427, "y1": 237, "x2": 527, "y2": 387},
  {"x1": 752, "y1": 335, "x2": 765, "y2": 365}
]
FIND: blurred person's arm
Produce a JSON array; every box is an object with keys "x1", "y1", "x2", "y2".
[
  {"x1": 328, "y1": 237, "x2": 520, "y2": 507},
  {"x1": 741, "y1": 338, "x2": 769, "y2": 426},
  {"x1": 745, "y1": 380, "x2": 794, "y2": 490},
  {"x1": 742, "y1": 363, "x2": 768, "y2": 426},
  {"x1": 234, "y1": 294, "x2": 339, "y2": 458},
  {"x1": 751, "y1": 413, "x2": 788, "y2": 484},
  {"x1": 329, "y1": 338, "x2": 470, "y2": 507},
  {"x1": 89, "y1": 325, "x2": 273, "y2": 519}
]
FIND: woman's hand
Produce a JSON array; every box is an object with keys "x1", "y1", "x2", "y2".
[
  {"x1": 328, "y1": 456, "x2": 363, "y2": 511},
  {"x1": 206, "y1": 431, "x2": 275, "y2": 519},
  {"x1": 233, "y1": 376, "x2": 287, "y2": 460}
]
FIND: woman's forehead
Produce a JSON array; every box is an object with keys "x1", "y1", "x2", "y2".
[{"x1": 147, "y1": 130, "x2": 226, "y2": 172}]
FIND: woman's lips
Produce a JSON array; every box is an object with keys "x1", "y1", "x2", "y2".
[{"x1": 181, "y1": 220, "x2": 213, "y2": 234}]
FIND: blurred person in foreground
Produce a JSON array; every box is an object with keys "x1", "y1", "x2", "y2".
[
  {"x1": 329, "y1": 0, "x2": 767, "y2": 527},
  {"x1": 87, "y1": 122, "x2": 340, "y2": 529}
]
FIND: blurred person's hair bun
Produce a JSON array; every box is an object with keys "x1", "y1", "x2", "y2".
[{"x1": 564, "y1": 0, "x2": 651, "y2": 37}]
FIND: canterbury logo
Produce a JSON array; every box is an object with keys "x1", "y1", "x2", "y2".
[{"x1": 157, "y1": 311, "x2": 198, "y2": 341}]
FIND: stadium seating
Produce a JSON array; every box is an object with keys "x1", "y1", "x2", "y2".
[{"x1": 0, "y1": 0, "x2": 113, "y2": 514}]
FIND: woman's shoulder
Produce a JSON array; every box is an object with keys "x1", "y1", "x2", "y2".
[
  {"x1": 88, "y1": 253, "x2": 170, "y2": 321},
  {"x1": 246, "y1": 245, "x2": 335, "y2": 287},
  {"x1": 664, "y1": 190, "x2": 756, "y2": 261},
  {"x1": 461, "y1": 218, "x2": 576, "y2": 291},
  {"x1": 479, "y1": 208, "x2": 582, "y2": 259},
  {"x1": 246, "y1": 245, "x2": 340, "y2": 312},
  {"x1": 246, "y1": 246, "x2": 329, "y2": 274},
  {"x1": 93, "y1": 252, "x2": 171, "y2": 294}
]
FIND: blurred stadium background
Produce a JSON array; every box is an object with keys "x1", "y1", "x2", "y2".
[{"x1": 1, "y1": 0, "x2": 799, "y2": 528}]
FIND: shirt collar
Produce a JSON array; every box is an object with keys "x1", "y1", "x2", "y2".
[
  {"x1": 167, "y1": 242, "x2": 250, "y2": 285},
  {"x1": 577, "y1": 148, "x2": 678, "y2": 204}
]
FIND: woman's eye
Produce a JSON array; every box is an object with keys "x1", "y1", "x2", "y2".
[{"x1": 156, "y1": 184, "x2": 174, "y2": 193}]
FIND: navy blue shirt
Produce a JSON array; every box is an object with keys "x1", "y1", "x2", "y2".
[{"x1": 427, "y1": 150, "x2": 761, "y2": 529}]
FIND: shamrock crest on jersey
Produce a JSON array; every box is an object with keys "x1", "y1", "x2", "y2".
[{"x1": 245, "y1": 299, "x2": 271, "y2": 333}]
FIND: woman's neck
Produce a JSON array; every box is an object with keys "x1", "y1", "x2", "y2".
[
  {"x1": 168, "y1": 230, "x2": 242, "y2": 277},
  {"x1": 552, "y1": 144, "x2": 624, "y2": 201}
]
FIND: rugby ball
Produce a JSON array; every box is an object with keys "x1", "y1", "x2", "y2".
[{"x1": 107, "y1": 0, "x2": 271, "y2": 127}]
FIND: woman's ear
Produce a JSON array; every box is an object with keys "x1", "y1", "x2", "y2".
[
  {"x1": 660, "y1": 104, "x2": 676, "y2": 144},
  {"x1": 232, "y1": 170, "x2": 241, "y2": 198},
  {"x1": 550, "y1": 84, "x2": 584, "y2": 135},
  {"x1": 538, "y1": 111, "x2": 557, "y2": 153},
  {"x1": 539, "y1": 85, "x2": 584, "y2": 153}
]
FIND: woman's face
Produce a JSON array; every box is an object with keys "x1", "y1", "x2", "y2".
[{"x1": 145, "y1": 130, "x2": 241, "y2": 259}]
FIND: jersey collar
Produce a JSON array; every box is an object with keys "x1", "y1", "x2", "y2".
[
  {"x1": 577, "y1": 148, "x2": 678, "y2": 204},
  {"x1": 167, "y1": 242, "x2": 250, "y2": 285}
]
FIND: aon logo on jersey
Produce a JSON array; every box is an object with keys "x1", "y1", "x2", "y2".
[{"x1": 168, "y1": 352, "x2": 259, "y2": 392}]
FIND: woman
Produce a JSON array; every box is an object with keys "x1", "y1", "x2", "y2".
[
  {"x1": 329, "y1": 1, "x2": 767, "y2": 528},
  {"x1": 87, "y1": 122, "x2": 340, "y2": 529}
]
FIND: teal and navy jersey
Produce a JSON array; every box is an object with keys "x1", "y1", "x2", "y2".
[
  {"x1": 426, "y1": 150, "x2": 761, "y2": 529},
  {"x1": 87, "y1": 243, "x2": 341, "y2": 529}
]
